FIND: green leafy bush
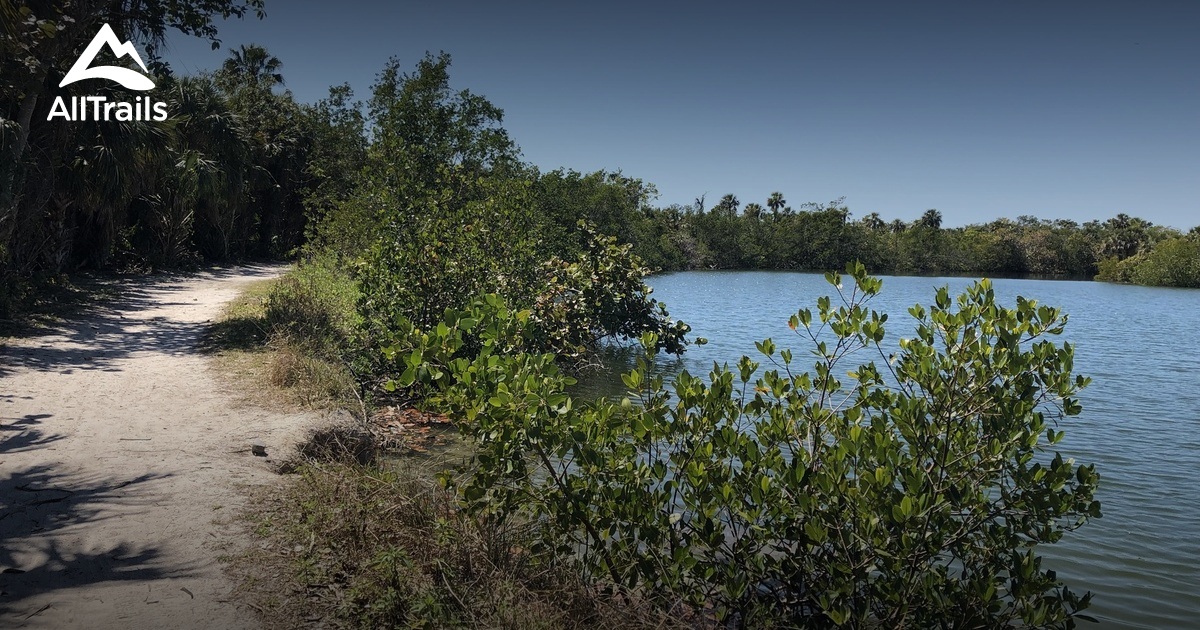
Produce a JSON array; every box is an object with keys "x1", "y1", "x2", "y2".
[
  {"x1": 1094, "y1": 256, "x2": 1134, "y2": 283},
  {"x1": 1127, "y1": 236, "x2": 1200, "y2": 288},
  {"x1": 362, "y1": 216, "x2": 692, "y2": 376},
  {"x1": 531, "y1": 222, "x2": 692, "y2": 362},
  {"x1": 377, "y1": 294, "x2": 569, "y2": 410},
  {"x1": 355, "y1": 173, "x2": 544, "y2": 336},
  {"x1": 391, "y1": 264, "x2": 1101, "y2": 628},
  {"x1": 1095, "y1": 237, "x2": 1200, "y2": 288}
]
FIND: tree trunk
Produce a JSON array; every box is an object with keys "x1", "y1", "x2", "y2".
[
  {"x1": 2, "y1": 86, "x2": 42, "y2": 238},
  {"x1": 13, "y1": 91, "x2": 38, "y2": 160}
]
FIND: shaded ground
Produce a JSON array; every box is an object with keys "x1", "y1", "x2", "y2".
[{"x1": 0, "y1": 264, "x2": 328, "y2": 629}]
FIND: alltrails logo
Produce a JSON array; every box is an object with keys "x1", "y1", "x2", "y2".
[{"x1": 47, "y1": 23, "x2": 168, "y2": 122}]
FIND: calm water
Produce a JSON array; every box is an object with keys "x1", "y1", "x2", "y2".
[{"x1": 582, "y1": 271, "x2": 1200, "y2": 628}]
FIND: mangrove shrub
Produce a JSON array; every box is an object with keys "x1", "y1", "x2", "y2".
[{"x1": 396, "y1": 264, "x2": 1101, "y2": 628}]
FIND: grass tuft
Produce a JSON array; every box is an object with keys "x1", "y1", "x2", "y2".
[
  {"x1": 232, "y1": 460, "x2": 684, "y2": 629},
  {"x1": 202, "y1": 258, "x2": 362, "y2": 412}
]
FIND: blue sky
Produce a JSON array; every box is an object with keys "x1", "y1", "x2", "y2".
[{"x1": 162, "y1": 1, "x2": 1198, "y2": 229}]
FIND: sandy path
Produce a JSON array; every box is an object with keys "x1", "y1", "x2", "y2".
[{"x1": 1, "y1": 264, "x2": 325, "y2": 629}]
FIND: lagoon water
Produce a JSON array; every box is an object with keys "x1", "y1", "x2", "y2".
[{"x1": 584, "y1": 271, "x2": 1200, "y2": 628}]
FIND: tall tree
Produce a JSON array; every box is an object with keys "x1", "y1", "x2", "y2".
[
  {"x1": 366, "y1": 52, "x2": 517, "y2": 193},
  {"x1": 861, "y1": 212, "x2": 886, "y2": 231},
  {"x1": 354, "y1": 54, "x2": 535, "y2": 329},
  {"x1": 218, "y1": 43, "x2": 284, "y2": 90},
  {"x1": 767, "y1": 191, "x2": 786, "y2": 220},
  {"x1": 917, "y1": 208, "x2": 943, "y2": 230},
  {"x1": 714, "y1": 194, "x2": 740, "y2": 218},
  {"x1": 215, "y1": 43, "x2": 314, "y2": 256}
]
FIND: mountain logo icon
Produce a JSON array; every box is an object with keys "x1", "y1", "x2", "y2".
[{"x1": 59, "y1": 23, "x2": 155, "y2": 91}]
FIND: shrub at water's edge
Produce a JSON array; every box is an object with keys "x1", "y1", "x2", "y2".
[
  {"x1": 384, "y1": 264, "x2": 1100, "y2": 628},
  {"x1": 1096, "y1": 235, "x2": 1200, "y2": 288}
]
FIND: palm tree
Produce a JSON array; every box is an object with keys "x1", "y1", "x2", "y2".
[
  {"x1": 861, "y1": 212, "x2": 885, "y2": 231},
  {"x1": 1100, "y1": 214, "x2": 1151, "y2": 260},
  {"x1": 917, "y1": 209, "x2": 943, "y2": 230},
  {"x1": 219, "y1": 44, "x2": 284, "y2": 89},
  {"x1": 767, "y1": 191, "x2": 786, "y2": 220},
  {"x1": 53, "y1": 99, "x2": 172, "y2": 268},
  {"x1": 166, "y1": 76, "x2": 252, "y2": 260},
  {"x1": 743, "y1": 202, "x2": 764, "y2": 221},
  {"x1": 715, "y1": 194, "x2": 739, "y2": 218}
]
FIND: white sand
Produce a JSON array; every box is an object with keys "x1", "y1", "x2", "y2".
[{"x1": 1, "y1": 264, "x2": 326, "y2": 629}]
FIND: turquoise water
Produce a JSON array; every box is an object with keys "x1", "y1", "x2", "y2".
[{"x1": 582, "y1": 271, "x2": 1200, "y2": 628}]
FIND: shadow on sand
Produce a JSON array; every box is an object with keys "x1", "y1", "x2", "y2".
[
  {"x1": 0, "y1": 263, "x2": 284, "y2": 378},
  {"x1": 0, "y1": 439, "x2": 180, "y2": 618},
  {"x1": 0, "y1": 263, "x2": 284, "y2": 620}
]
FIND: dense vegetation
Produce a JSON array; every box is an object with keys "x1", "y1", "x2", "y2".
[
  {"x1": 386, "y1": 267, "x2": 1100, "y2": 627},
  {"x1": 626, "y1": 199, "x2": 1200, "y2": 286},
  {"x1": 277, "y1": 52, "x2": 1101, "y2": 625},
  {"x1": 0, "y1": 4, "x2": 1123, "y2": 626},
  {"x1": 2, "y1": 0, "x2": 335, "y2": 315}
]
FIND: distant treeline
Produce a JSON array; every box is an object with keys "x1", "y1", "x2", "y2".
[{"x1": 610, "y1": 195, "x2": 1200, "y2": 286}]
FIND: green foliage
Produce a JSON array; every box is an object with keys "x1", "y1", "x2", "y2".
[
  {"x1": 261, "y1": 257, "x2": 362, "y2": 408},
  {"x1": 374, "y1": 292, "x2": 561, "y2": 415},
  {"x1": 397, "y1": 264, "x2": 1101, "y2": 627},
  {"x1": 530, "y1": 222, "x2": 692, "y2": 361},
  {"x1": 265, "y1": 255, "x2": 361, "y2": 352},
  {"x1": 368, "y1": 230, "x2": 692, "y2": 398},
  {"x1": 365, "y1": 52, "x2": 518, "y2": 194},
  {"x1": 531, "y1": 169, "x2": 657, "y2": 256},
  {"x1": 356, "y1": 172, "x2": 544, "y2": 334},
  {"x1": 341, "y1": 53, "x2": 539, "y2": 340},
  {"x1": 2, "y1": 1, "x2": 271, "y2": 284},
  {"x1": 348, "y1": 55, "x2": 690, "y2": 369},
  {"x1": 151, "y1": 75, "x2": 249, "y2": 264},
  {"x1": 213, "y1": 47, "x2": 315, "y2": 257},
  {"x1": 199, "y1": 270, "x2": 362, "y2": 410},
  {"x1": 1093, "y1": 256, "x2": 1133, "y2": 284},
  {"x1": 1123, "y1": 236, "x2": 1200, "y2": 288},
  {"x1": 610, "y1": 192, "x2": 1199, "y2": 285},
  {"x1": 302, "y1": 83, "x2": 368, "y2": 256}
]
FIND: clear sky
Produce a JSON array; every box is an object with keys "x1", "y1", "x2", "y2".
[{"x1": 162, "y1": 1, "x2": 1198, "y2": 229}]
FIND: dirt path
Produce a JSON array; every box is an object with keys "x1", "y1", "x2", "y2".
[{"x1": 1, "y1": 264, "x2": 326, "y2": 629}]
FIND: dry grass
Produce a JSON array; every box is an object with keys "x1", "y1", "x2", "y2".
[
  {"x1": 201, "y1": 276, "x2": 361, "y2": 414},
  {"x1": 266, "y1": 339, "x2": 359, "y2": 407},
  {"x1": 230, "y1": 458, "x2": 687, "y2": 629}
]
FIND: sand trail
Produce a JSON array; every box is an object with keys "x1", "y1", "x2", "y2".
[{"x1": 1, "y1": 264, "x2": 321, "y2": 629}]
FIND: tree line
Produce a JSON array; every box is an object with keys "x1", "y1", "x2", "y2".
[
  {"x1": 4, "y1": 0, "x2": 1197, "y2": 323},
  {"x1": 607, "y1": 194, "x2": 1199, "y2": 286},
  {"x1": 1, "y1": 0, "x2": 346, "y2": 315}
]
